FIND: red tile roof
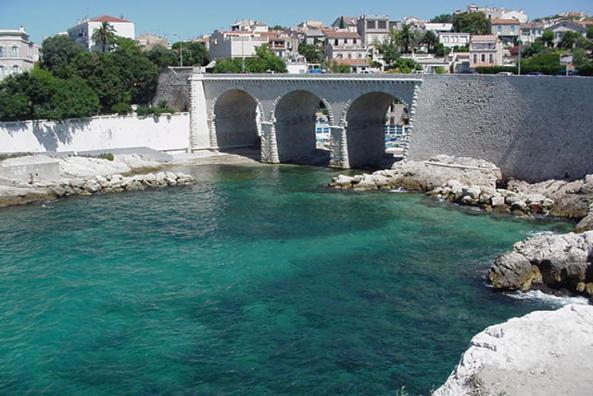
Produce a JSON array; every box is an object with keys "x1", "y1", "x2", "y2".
[
  {"x1": 90, "y1": 15, "x2": 131, "y2": 23},
  {"x1": 335, "y1": 58, "x2": 369, "y2": 67}
]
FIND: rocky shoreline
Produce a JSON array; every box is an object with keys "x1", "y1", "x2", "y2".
[
  {"x1": 331, "y1": 155, "x2": 593, "y2": 300},
  {"x1": 433, "y1": 304, "x2": 593, "y2": 396},
  {"x1": 0, "y1": 154, "x2": 196, "y2": 208}
]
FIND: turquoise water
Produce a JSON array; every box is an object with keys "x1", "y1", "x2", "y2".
[{"x1": 0, "y1": 165, "x2": 572, "y2": 395}]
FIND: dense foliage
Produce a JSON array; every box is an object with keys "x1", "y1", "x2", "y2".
[
  {"x1": 0, "y1": 34, "x2": 162, "y2": 121},
  {"x1": 212, "y1": 45, "x2": 287, "y2": 73},
  {"x1": 452, "y1": 12, "x2": 491, "y2": 35},
  {"x1": 298, "y1": 43, "x2": 324, "y2": 64},
  {"x1": 171, "y1": 41, "x2": 210, "y2": 66}
]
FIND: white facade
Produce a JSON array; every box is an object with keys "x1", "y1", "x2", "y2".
[
  {"x1": 208, "y1": 30, "x2": 268, "y2": 60},
  {"x1": 0, "y1": 27, "x2": 39, "y2": 80},
  {"x1": 357, "y1": 15, "x2": 391, "y2": 46},
  {"x1": 520, "y1": 23, "x2": 545, "y2": 44},
  {"x1": 438, "y1": 32, "x2": 471, "y2": 48},
  {"x1": 470, "y1": 35, "x2": 503, "y2": 68},
  {"x1": 0, "y1": 113, "x2": 190, "y2": 154},
  {"x1": 463, "y1": 5, "x2": 528, "y2": 23},
  {"x1": 67, "y1": 15, "x2": 135, "y2": 51},
  {"x1": 423, "y1": 23, "x2": 453, "y2": 33}
]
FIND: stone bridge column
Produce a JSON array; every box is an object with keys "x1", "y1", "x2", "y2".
[
  {"x1": 260, "y1": 118, "x2": 279, "y2": 164},
  {"x1": 329, "y1": 125, "x2": 350, "y2": 169},
  {"x1": 207, "y1": 114, "x2": 218, "y2": 150},
  {"x1": 188, "y1": 74, "x2": 211, "y2": 152},
  {"x1": 401, "y1": 84, "x2": 421, "y2": 161}
]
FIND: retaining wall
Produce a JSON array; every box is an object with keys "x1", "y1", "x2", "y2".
[
  {"x1": 0, "y1": 113, "x2": 190, "y2": 154},
  {"x1": 409, "y1": 75, "x2": 593, "y2": 182}
]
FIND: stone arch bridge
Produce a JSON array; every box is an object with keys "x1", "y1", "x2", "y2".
[{"x1": 190, "y1": 74, "x2": 422, "y2": 169}]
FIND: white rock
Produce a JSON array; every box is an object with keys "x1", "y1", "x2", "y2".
[{"x1": 433, "y1": 305, "x2": 593, "y2": 396}]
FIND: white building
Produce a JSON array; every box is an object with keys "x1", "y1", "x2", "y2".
[
  {"x1": 331, "y1": 16, "x2": 358, "y2": 33},
  {"x1": 324, "y1": 30, "x2": 367, "y2": 61},
  {"x1": 461, "y1": 4, "x2": 528, "y2": 23},
  {"x1": 137, "y1": 33, "x2": 170, "y2": 50},
  {"x1": 208, "y1": 30, "x2": 268, "y2": 60},
  {"x1": 232, "y1": 20, "x2": 269, "y2": 33},
  {"x1": 520, "y1": 22, "x2": 545, "y2": 44},
  {"x1": 67, "y1": 15, "x2": 135, "y2": 51},
  {"x1": 438, "y1": 32, "x2": 471, "y2": 48},
  {"x1": 0, "y1": 27, "x2": 39, "y2": 80},
  {"x1": 423, "y1": 23, "x2": 454, "y2": 33},
  {"x1": 547, "y1": 22, "x2": 587, "y2": 45},
  {"x1": 470, "y1": 35, "x2": 503, "y2": 68}
]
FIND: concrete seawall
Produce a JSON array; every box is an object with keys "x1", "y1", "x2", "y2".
[
  {"x1": 0, "y1": 113, "x2": 190, "y2": 154},
  {"x1": 409, "y1": 75, "x2": 593, "y2": 182}
]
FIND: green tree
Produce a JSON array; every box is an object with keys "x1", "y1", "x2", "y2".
[
  {"x1": 43, "y1": 77, "x2": 100, "y2": 120},
  {"x1": 245, "y1": 44, "x2": 287, "y2": 73},
  {"x1": 40, "y1": 35, "x2": 85, "y2": 78},
  {"x1": 298, "y1": 43, "x2": 324, "y2": 63},
  {"x1": 434, "y1": 43, "x2": 450, "y2": 57},
  {"x1": 541, "y1": 31, "x2": 555, "y2": 48},
  {"x1": 171, "y1": 41, "x2": 210, "y2": 66},
  {"x1": 397, "y1": 25, "x2": 417, "y2": 54},
  {"x1": 146, "y1": 45, "x2": 178, "y2": 70},
  {"x1": 326, "y1": 60, "x2": 350, "y2": 73},
  {"x1": 557, "y1": 31, "x2": 581, "y2": 49},
  {"x1": 211, "y1": 58, "x2": 243, "y2": 73},
  {"x1": 421, "y1": 30, "x2": 439, "y2": 53},
  {"x1": 453, "y1": 12, "x2": 491, "y2": 35},
  {"x1": 92, "y1": 21, "x2": 116, "y2": 53},
  {"x1": 431, "y1": 14, "x2": 453, "y2": 23},
  {"x1": 0, "y1": 89, "x2": 29, "y2": 121},
  {"x1": 388, "y1": 58, "x2": 422, "y2": 74},
  {"x1": 377, "y1": 30, "x2": 401, "y2": 66},
  {"x1": 588, "y1": 26, "x2": 593, "y2": 40}
]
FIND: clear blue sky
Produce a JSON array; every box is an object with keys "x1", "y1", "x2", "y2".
[{"x1": 3, "y1": 0, "x2": 593, "y2": 43}]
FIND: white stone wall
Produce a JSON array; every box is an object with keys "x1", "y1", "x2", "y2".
[{"x1": 0, "y1": 113, "x2": 190, "y2": 154}]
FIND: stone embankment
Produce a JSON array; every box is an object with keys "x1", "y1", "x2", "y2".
[
  {"x1": 330, "y1": 155, "x2": 593, "y2": 220},
  {"x1": 38, "y1": 172, "x2": 194, "y2": 198},
  {"x1": 0, "y1": 154, "x2": 195, "y2": 208},
  {"x1": 433, "y1": 304, "x2": 593, "y2": 396}
]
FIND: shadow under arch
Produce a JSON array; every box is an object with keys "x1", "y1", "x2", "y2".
[
  {"x1": 274, "y1": 90, "x2": 333, "y2": 165},
  {"x1": 214, "y1": 89, "x2": 261, "y2": 151},
  {"x1": 345, "y1": 92, "x2": 408, "y2": 169}
]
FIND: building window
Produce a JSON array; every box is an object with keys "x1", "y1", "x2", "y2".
[
  {"x1": 353, "y1": 38, "x2": 357, "y2": 44},
  {"x1": 473, "y1": 54, "x2": 478, "y2": 64},
  {"x1": 497, "y1": 26, "x2": 502, "y2": 34},
  {"x1": 13, "y1": 65, "x2": 20, "y2": 74},
  {"x1": 348, "y1": 53, "x2": 352, "y2": 59},
  {"x1": 11, "y1": 46, "x2": 19, "y2": 57},
  {"x1": 0, "y1": 46, "x2": 4, "y2": 57},
  {"x1": 489, "y1": 54, "x2": 494, "y2": 64},
  {"x1": 481, "y1": 54, "x2": 486, "y2": 63},
  {"x1": 367, "y1": 20, "x2": 376, "y2": 29},
  {"x1": 334, "y1": 39, "x2": 339, "y2": 46},
  {"x1": 378, "y1": 21, "x2": 387, "y2": 29}
]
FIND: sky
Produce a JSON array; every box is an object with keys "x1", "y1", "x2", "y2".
[{"x1": 3, "y1": 0, "x2": 593, "y2": 43}]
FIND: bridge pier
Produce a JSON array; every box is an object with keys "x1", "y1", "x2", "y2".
[
  {"x1": 188, "y1": 74, "x2": 211, "y2": 152},
  {"x1": 329, "y1": 125, "x2": 350, "y2": 169},
  {"x1": 260, "y1": 120, "x2": 279, "y2": 163}
]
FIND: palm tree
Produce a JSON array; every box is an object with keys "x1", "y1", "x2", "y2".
[
  {"x1": 92, "y1": 22, "x2": 116, "y2": 53},
  {"x1": 558, "y1": 31, "x2": 581, "y2": 49},
  {"x1": 398, "y1": 25, "x2": 416, "y2": 54},
  {"x1": 421, "y1": 30, "x2": 438, "y2": 53}
]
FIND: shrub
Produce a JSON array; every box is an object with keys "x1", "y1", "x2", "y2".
[
  {"x1": 97, "y1": 153, "x2": 114, "y2": 161},
  {"x1": 112, "y1": 102, "x2": 132, "y2": 115}
]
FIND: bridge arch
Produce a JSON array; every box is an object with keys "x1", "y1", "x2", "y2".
[
  {"x1": 343, "y1": 92, "x2": 409, "y2": 169},
  {"x1": 273, "y1": 90, "x2": 334, "y2": 165},
  {"x1": 213, "y1": 89, "x2": 262, "y2": 151}
]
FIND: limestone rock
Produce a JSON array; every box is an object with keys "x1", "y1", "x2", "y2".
[
  {"x1": 489, "y1": 231, "x2": 593, "y2": 292},
  {"x1": 433, "y1": 305, "x2": 593, "y2": 396}
]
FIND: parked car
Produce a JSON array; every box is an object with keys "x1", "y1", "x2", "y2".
[
  {"x1": 526, "y1": 72, "x2": 544, "y2": 76},
  {"x1": 496, "y1": 72, "x2": 514, "y2": 76}
]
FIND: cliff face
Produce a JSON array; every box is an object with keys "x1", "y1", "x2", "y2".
[{"x1": 433, "y1": 304, "x2": 593, "y2": 396}]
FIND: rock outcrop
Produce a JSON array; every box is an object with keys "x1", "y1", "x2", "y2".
[
  {"x1": 433, "y1": 304, "x2": 593, "y2": 396},
  {"x1": 576, "y1": 204, "x2": 593, "y2": 232},
  {"x1": 330, "y1": 156, "x2": 593, "y2": 220},
  {"x1": 488, "y1": 231, "x2": 593, "y2": 296}
]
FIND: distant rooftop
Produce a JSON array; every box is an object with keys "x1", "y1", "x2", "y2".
[{"x1": 90, "y1": 15, "x2": 131, "y2": 23}]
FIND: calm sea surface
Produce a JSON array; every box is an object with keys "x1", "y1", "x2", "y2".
[{"x1": 0, "y1": 164, "x2": 572, "y2": 395}]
